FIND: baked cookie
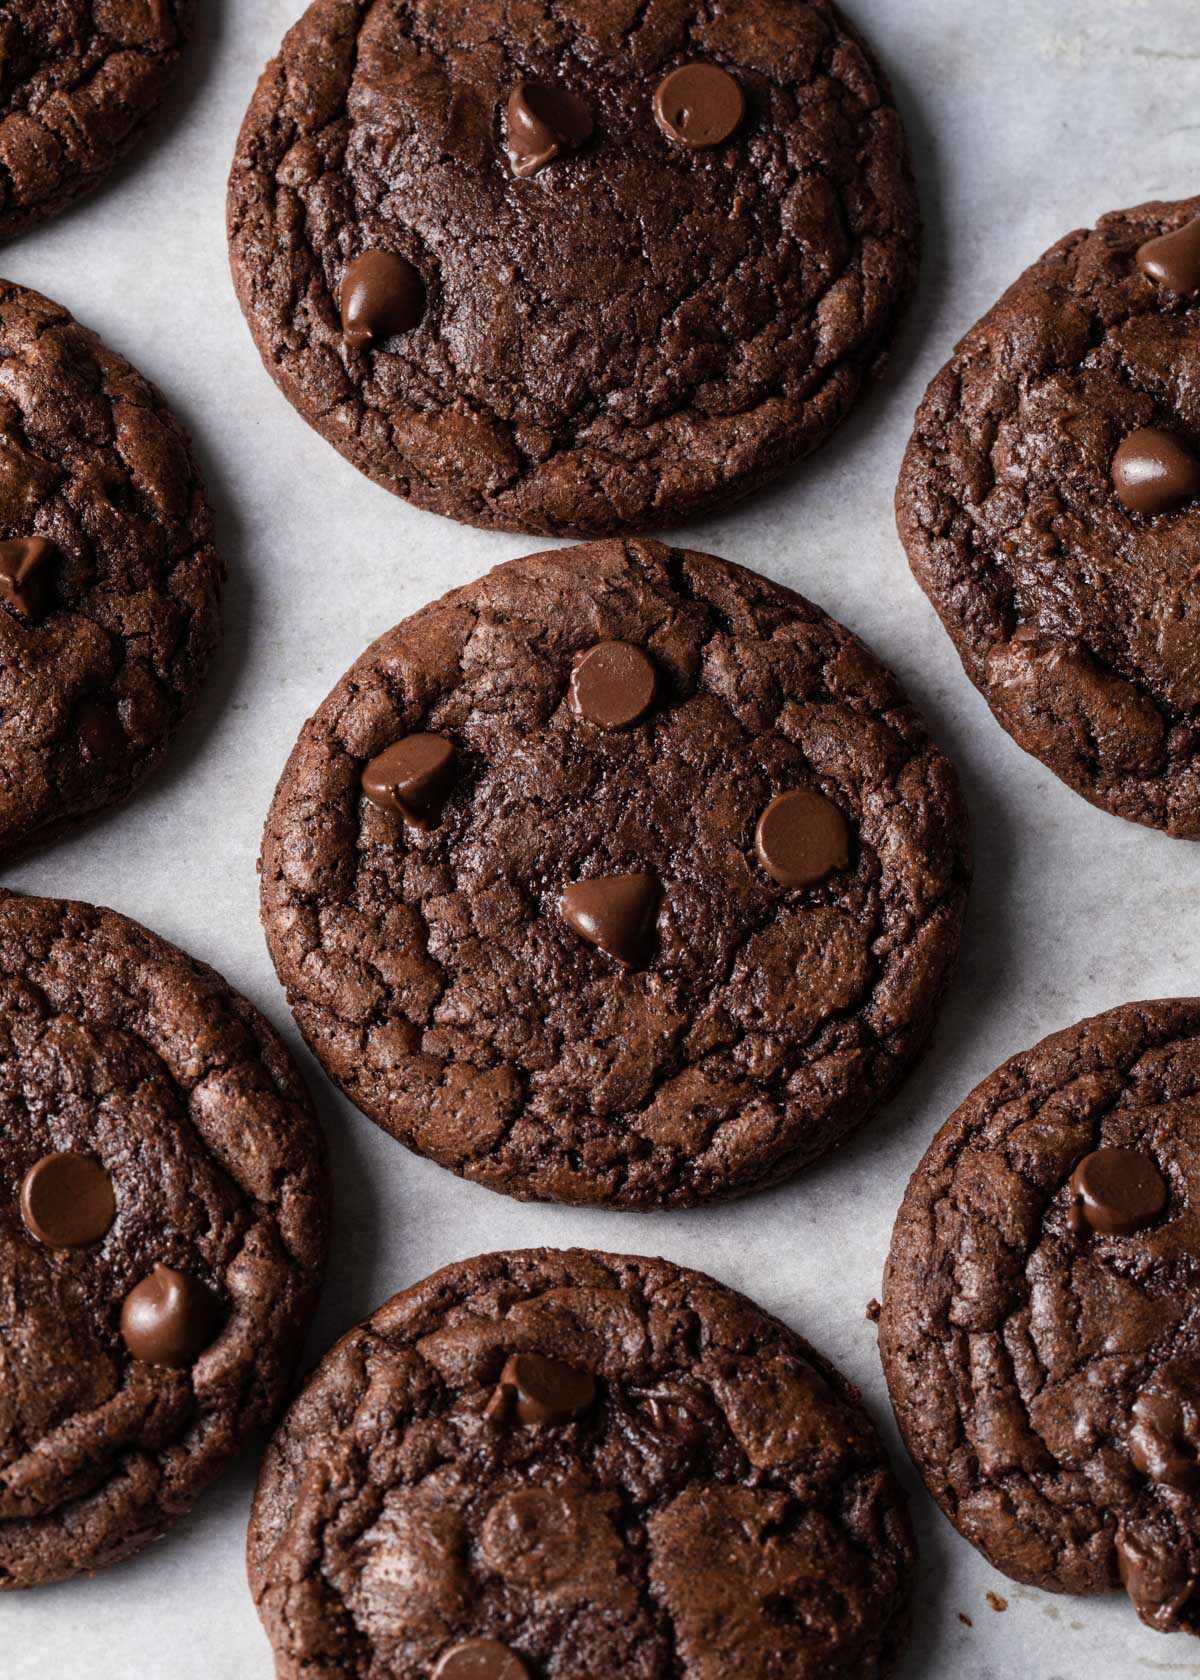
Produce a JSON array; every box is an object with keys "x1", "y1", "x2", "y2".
[
  {"x1": 227, "y1": 0, "x2": 919, "y2": 536},
  {"x1": 880, "y1": 999, "x2": 1200, "y2": 1635},
  {"x1": 0, "y1": 280, "x2": 222, "y2": 861},
  {"x1": 260, "y1": 538, "x2": 969, "y2": 1208},
  {"x1": 249, "y1": 1247, "x2": 915, "y2": 1678},
  {"x1": 0, "y1": 1, "x2": 195, "y2": 237},
  {"x1": 0, "y1": 891, "x2": 329, "y2": 1588},
  {"x1": 898, "y1": 194, "x2": 1200, "y2": 837}
]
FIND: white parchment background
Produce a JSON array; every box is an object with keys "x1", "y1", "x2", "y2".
[{"x1": 3, "y1": 2, "x2": 1200, "y2": 1675}]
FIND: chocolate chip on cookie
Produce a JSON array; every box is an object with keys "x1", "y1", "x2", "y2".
[
  {"x1": 0, "y1": 892, "x2": 328, "y2": 1589},
  {"x1": 260, "y1": 538, "x2": 968, "y2": 1208},
  {"x1": 229, "y1": 0, "x2": 919, "y2": 535},
  {"x1": 898, "y1": 195, "x2": 1200, "y2": 836},
  {"x1": 880, "y1": 1000, "x2": 1200, "y2": 1635},
  {"x1": 249, "y1": 1249, "x2": 916, "y2": 1678}
]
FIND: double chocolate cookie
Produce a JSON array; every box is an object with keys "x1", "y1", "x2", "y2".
[
  {"x1": 228, "y1": 0, "x2": 919, "y2": 536},
  {"x1": 0, "y1": 2, "x2": 195, "y2": 237},
  {"x1": 249, "y1": 1248, "x2": 916, "y2": 1678},
  {"x1": 0, "y1": 891, "x2": 329, "y2": 1588},
  {"x1": 898, "y1": 194, "x2": 1200, "y2": 837},
  {"x1": 880, "y1": 1000, "x2": 1200, "y2": 1635},
  {"x1": 0, "y1": 280, "x2": 222, "y2": 861},
  {"x1": 261, "y1": 539, "x2": 969, "y2": 1209}
]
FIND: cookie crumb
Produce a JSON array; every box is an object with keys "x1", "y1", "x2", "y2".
[
  {"x1": 986, "y1": 1592, "x2": 1008, "y2": 1613},
  {"x1": 865, "y1": 1298, "x2": 881, "y2": 1322},
  {"x1": 958, "y1": 1612, "x2": 973, "y2": 1628}
]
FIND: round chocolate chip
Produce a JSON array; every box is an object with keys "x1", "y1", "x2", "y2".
[
  {"x1": 433, "y1": 1641, "x2": 530, "y2": 1680},
  {"x1": 362, "y1": 734, "x2": 456, "y2": 828},
  {"x1": 1112, "y1": 427, "x2": 1200, "y2": 516},
  {"x1": 568, "y1": 641, "x2": 657, "y2": 730},
  {"x1": 1137, "y1": 217, "x2": 1200, "y2": 294},
  {"x1": 340, "y1": 250, "x2": 426, "y2": 350},
  {"x1": 120, "y1": 1264, "x2": 224, "y2": 1368},
  {"x1": 19, "y1": 1152, "x2": 115, "y2": 1249},
  {"x1": 559, "y1": 872, "x2": 659, "y2": 967},
  {"x1": 0, "y1": 536, "x2": 57, "y2": 622},
  {"x1": 506, "y1": 80, "x2": 593, "y2": 178},
  {"x1": 1068, "y1": 1147, "x2": 1168, "y2": 1237},
  {"x1": 754, "y1": 789, "x2": 850, "y2": 888},
  {"x1": 653, "y1": 62, "x2": 745, "y2": 149},
  {"x1": 498, "y1": 1352, "x2": 596, "y2": 1424}
]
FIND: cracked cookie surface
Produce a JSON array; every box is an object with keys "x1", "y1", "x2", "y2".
[
  {"x1": 880, "y1": 1000, "x2": 1200, "y2": 1635},
  {"x1": 249, "y1": 1247, "x2": 915, "y2": 1678},
  {"x1": 227, "y1": 0, "x2": 919, "y2": 536},
  {"x1": 0, "y1": 890, "x2": 329, "y2": 1588},
  {"x1": 0, "y1": 1, "x2": 194, "y2": 236},
  {"x1": 897, "y1": 194, "x2": 1200, "y2": 837},
  {"x1": 260, "y1": 538, "x2": 969, "y2": 1208},
  {"x1": 0, "y1": 280, "x2": 222, "y2": 861}
]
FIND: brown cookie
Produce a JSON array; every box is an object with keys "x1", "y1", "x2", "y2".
[
  {"x1": 249, "y1": 1248, "x2": 916, "y2": 1678},
  {"x1": 227, "y1": 0, "x2": 919, "y2": 536},
  {"x1": 897, "y1": 194, "x2": 1200, "y2": 837},
  {"x1": 0, "y1": 1, "x2": 195, "y2": 238},
  {"x1": 0, "y1": 280, "x2": 222, "y2": 862},
  {"x1": 880, "y1": 1000, "x2": 1200, "y2": 1635},
  {"x1": 0, "y1": 891, "x2": 329, "y2": 1588},
  {"x1": 260, "y1": 538, "x2": 969, "y2": 1209}
]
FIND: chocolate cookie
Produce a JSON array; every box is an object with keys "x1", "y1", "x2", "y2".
[
  {"x1": 260, "y1": 538, "x2": 969, "y2": 1208},
  {"x1": 0, "y1": 280, "x2": 222, "y2": 861},
  {"x1": 0, "y1": 2, "x2": 195, "y2": 237},
  {"x1": 227, "y1": 0, "x2": 919, "y2": 536},
  {"x1": 880, "y1": 999, "x2": 1200, "y2": 1635},
  {"x1": 898, "y1": 194, "x2": 1200, "y2": 837},
  {"x1": 249, "y1": 1247, "x2": 915, "y2": 1678},
  {"x1": 0, "y1": 891, "x2": 329, "y2": 1588}
]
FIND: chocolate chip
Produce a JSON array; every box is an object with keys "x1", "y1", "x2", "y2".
[
  {"x1": 506, "y1": 80, "x2": 593, "y2": 178},
  {"x1": 559, "y1": 872, "x2": 659, "y2": 966},
  {"x1": 1112, "y1": 427, "x2": 1200, "y2": 515},
  {"x1": 362, "y1": 734, "x2": 456, "y2": 828},
  {"x1": 1137, "y1": 217, "x2": 1200, "y2": 294},
  {"x1": 120, "y1": 1264, "x2": 224, "y2": 1368},
  {"x1": 495, "y1": 1352, "x2": 596, "y2": 1424},
  {"x1": 653, "y1": 62, "x2": 745, "y2": 149},
  {"x1": 568, "y1": 641, "x2": 657, "y2": 730},
  {"x1": 0, "y1": 536, "x2": 56, "y2": 622},
  {"x1": 754, "y1": 789, "x2": 850, "y2": 888},
  {"x1": 1128, "y1": 1386, "x2": 1200, "y2": 1490},
  {"x1": 19, "y1": 1152, "x2": 115, "y2": 1249},
  {"x1": 1068, "y1": 1147, "x2": 1168, "y2": 1237},
  {"x1": 340, "y1": 250, "x2": 426, "y2": 350},
  {"x1": 1116, "y1": 1524, "x2": 1194, "y2": 1626},
  {"x1": 433, "y1": 1641, "x2": 530, "y2": 1680}
]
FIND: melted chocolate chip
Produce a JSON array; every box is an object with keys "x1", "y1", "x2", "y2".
[
  {"x1": 653, "y1": 62, "x2": 745, "y2": 149},
  {"x1": 19, "y1": 1152, "x2": 115, "y2": 1248},
  {"x1": 559, "y1": 872, "x2": 659, "y2": 966},
  {"x1": 120, "y1": 1264, "x2": 224, "y2": 1368},
  {"x1": 0, "y1": 536, "x2": 57, "y2": 622},
  {"x1": 1137, "y1": 217, "x2": 1200, "y2": 294},
  {"x1": 506, "y1": 80, "x2": 593, "y2": 178},
  {"x1": 568, "y1": 641, "x2": 657, "y2": 730},
  {"x1": 494, "y1": 1351, "x2": 596, "y2": 1425},
  {"x1": 1068, "y1": 1146, "x2": 1168, "y2": 1237},
  {"x1": 362, "y1": 734, "x2": 456, "y2": 828},
  {"x1": 1112, "y1": 427, "x2": 1200, "y2": 516},
  {"x1": 1128, "y1": 1387, "x2": 1200, "y2": 1491},
  {"x1": 755, "y1": 789, "x2": 850, "y2": 888},
  {"x1": 433, "y1": 1641, "x2": 530, "y2": 1680},
  {"x1": 340, "y1": 250, "x2": 426, "y2": 350},
  {"x1": 1116, "y1": 1524, "x2": 1195, "y2": 1629}
]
